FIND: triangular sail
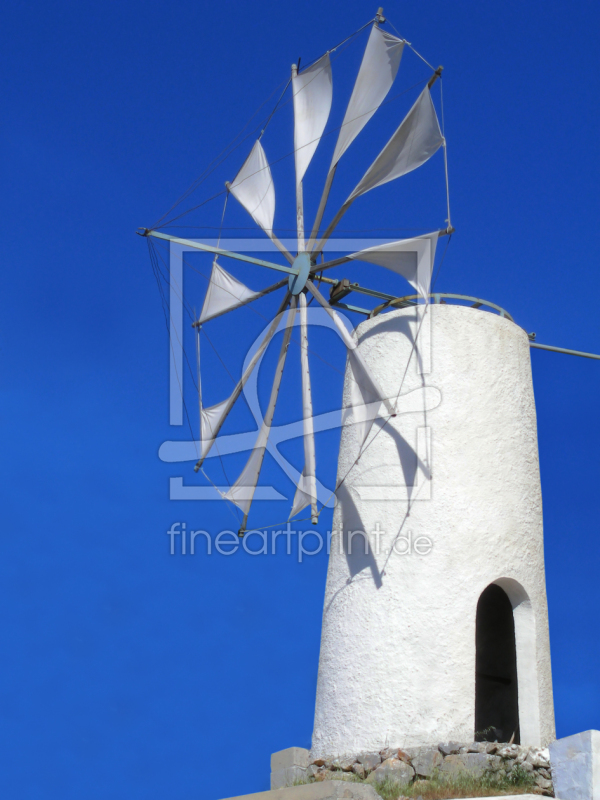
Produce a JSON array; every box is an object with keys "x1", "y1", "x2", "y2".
[
  {"x1": 290, "y1": 469, "x2": 315, "y2": 519},
  {"x1": 224, "y1": 298, "x2": 297, "y2": 528},
  {"x1": 292, "y1": 54, "x2": 333, "y2": 188},
  {"x1": 348, "y1": 231, "x2": 439, "y2": 302},
  {"x1": 306, "y1": 280, "x2": 394, "y2": 449},
  {"x1": 348, "y1": 85, "x2": 443, "y2": 201},
  {"x1": 228, "y1": 139, "x2": 275, "y2": 236},
  {"x1": 331, "y1": 26, "x2": 405, "y2": 169},
  {"x1": 289, "y1": 292, "x2": 318, "y2": 520},
  {"x1": 199, "y1": 398, "x2": 230, "y2": 460},
  {"x1": 199, "y1": 260, "x2": 261, "y2": 324}
]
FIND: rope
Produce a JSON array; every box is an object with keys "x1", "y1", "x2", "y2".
[
  {"x1": 386, "y1": 16, "x2": 436, "y2": 72},
  {"x1": 151, "y1": 76, "x2": 290, "y2": 229},
  {"x1": 216, "y1": 192, "x2": 228, "y2": 252},
  {"x1": 259, "y1": 78, "x2": 291, "y2": 140},
  {"x1": 149, "y1": 239, "x2": 242, "y2": 524}
]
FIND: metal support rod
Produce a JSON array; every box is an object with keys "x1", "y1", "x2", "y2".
[
  {"x1": 312, "y1": 199, "x2": 354, "y2": 257},
  {"x1": 296, "y1": 179, "x2": 305, "y2": 253},
  {"x1": 334, "y1": 302, "x2": 371, "y2": 316},
  {"x1": 191, "y1": 278, "x2": 288, "y2": 327},
  {"x1": 142, "y1": 229, "x2": 297, "y2": 276},
  {"x1": 307, "y1": 165, "x2": 337, "y2": 253},
  {"x1": 270, "y1": 233, "x2": 295, "y2": 265},
  {"x1": 530, "y1": 343, "x2": 600, "y2": 360},
  {"x1": 311, "y1": 226, "x2": 454, "y2": 274},
  {"x1": 292, "y1": 63, "x2": 305, "y2": 253},
  {"x1": 310, "y1": 255, "x2": 351, "y2": 272},
  {"x1": 315, "y1": 274, "x2": 396, "y2": 302}
]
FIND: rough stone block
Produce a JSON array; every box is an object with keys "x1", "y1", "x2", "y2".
[
  {"x1": 438, "y1": 741, "x2": 463, "y2": 756},
  {"x1": 497, "y1": 744, "x2": 520, "y2": 759},
  {"x1": 440, "y1": 753, "x2": 491, "y2": 777},
  {"x1": 331, "y1": 755, "x2": 355, "y2": 772},
  {"x1": 527, "y1": 747, "x2": 551, "y2": 769},
  {"x1": 351, "y1": 763, "x2": 365, "y2": 778},
  {"x1": 549, "y1": 729, "x2": 600, "y2": 800},
  {"x1": 412, "y1": 748, "x2": 443, "y2": 777},
  {"x1": 356, "y1": 752, "x2": 381, "y2": 772},
  {"x1": 272, "y1": 748, "x2": 310, "y2": 772},
  {"x1": 365, "y1": 758, "x2": 414, "y2": 786},
  {"x1": 467, "y1": 742, "x2": 488, "y2": 753}
]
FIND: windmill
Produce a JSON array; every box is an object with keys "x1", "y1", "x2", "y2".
[{"x1": 140, "y1": 8, "x2": 600, "y2": 755}]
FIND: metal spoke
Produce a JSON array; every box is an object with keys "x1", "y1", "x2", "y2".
[{"x1": 142, "y1": 230, "x2": 297, "y2": 276}]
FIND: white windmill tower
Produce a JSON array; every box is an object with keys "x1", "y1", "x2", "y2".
[{"x1": 141, "y1": 7, "x2": 599, "y2": 760}]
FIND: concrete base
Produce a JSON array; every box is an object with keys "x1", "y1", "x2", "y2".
[
  {"x1": 270, "y1": 748, "x2": 309, "y2": 790},
  {"x1": 550, "y1": 729, "x2": 600, "y2": 800},
  {"x1": 220, "y1": 786, "x2": 541, "y2": 800},
  {"x1": 221, "y1": 783, "x2": 380, "y2": 800}
]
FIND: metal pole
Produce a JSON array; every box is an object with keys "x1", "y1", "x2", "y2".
[
  {"x1": 312, "y1": 199, "x2": 354, "y2": 257},
  {"x1": 530, "y1": 343, "x2": 600, "y2": 360},
  {"x1": 292, "y1": 63, "x2": 305, "y2": 253},
  {"x1": 142, "y1": 229, "x2": 296, "y2": 276},
  {"x1": 307, "y1": 164, "x2": 337, "y2": 253}
]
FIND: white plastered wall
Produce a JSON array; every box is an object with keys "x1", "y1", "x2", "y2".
[{"x1": 311, "y1": 304, "x2": 555, "y2": 757}]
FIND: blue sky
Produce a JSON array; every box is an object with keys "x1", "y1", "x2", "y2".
[{"x1": 1, "y1": 1, "x2": 599, "y2": 798}]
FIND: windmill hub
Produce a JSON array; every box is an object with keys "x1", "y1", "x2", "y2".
[{"x1": 288, "y1": 252, "x2": 312, "y2": 295}]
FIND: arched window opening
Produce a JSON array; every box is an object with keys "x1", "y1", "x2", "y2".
[{"x1": 475, "y1": 583, "x2": 520, "y2": 743}]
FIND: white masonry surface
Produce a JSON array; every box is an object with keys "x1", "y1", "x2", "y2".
[
  {"x1": 549, "y1": 729, "x2": 600, "y2": 800},
  {"x1": 311, "y1": 304, "x2": 555, "y2": 757}
]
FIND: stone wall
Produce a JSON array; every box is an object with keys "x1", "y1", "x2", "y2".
[{"x1": 306, "y1": 742, "x2": 553, "y2": 795}]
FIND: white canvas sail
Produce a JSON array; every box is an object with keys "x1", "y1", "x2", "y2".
[
  {"x1": 291, "y1": 469, "x2": 315, "y2": 519},
  {"x1": 228, "y1": 139, "x2": 275, "y2": 236},
  {"x1": 348, "y1": 231, "x2": 439, "y2": 302},
  {"x1": 199, "y1": 260, "x2": 261, "y2": 324},
  {"x1": 331, "y1": 26, "x2": 404, "y2": 169},
  {"x1": 199, "y1": 398, "x2": 230, "y2": 460},
  {"x1": 348, "y1": 86, "x2": 443, "y2": 202},
  {"x1": 293, "y1": 54, "x2": 333, "y2": 188}
]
